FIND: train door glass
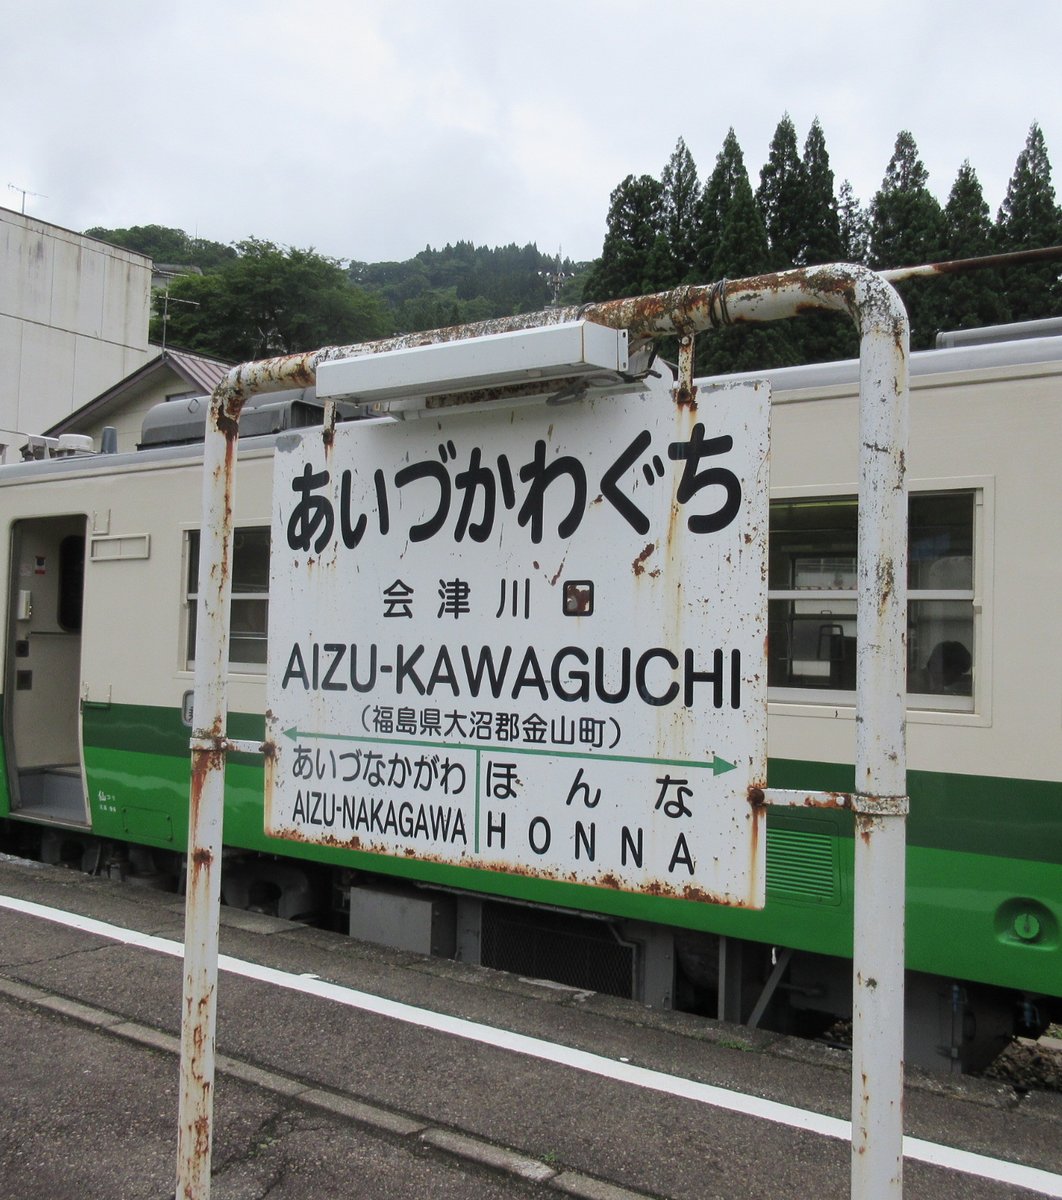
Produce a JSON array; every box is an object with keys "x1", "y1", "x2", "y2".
[{"x1": 4, "y1": 515, "x2": 90, "y2": 824}]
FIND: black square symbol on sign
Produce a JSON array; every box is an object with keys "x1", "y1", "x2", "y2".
[{"x1": 562, "y1": 580, "x2": 594, "y2": 616}]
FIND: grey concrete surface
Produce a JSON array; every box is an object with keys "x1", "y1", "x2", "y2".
[{"x1": 0, "y1": 855, "x2": 1059, "y2": 1200}]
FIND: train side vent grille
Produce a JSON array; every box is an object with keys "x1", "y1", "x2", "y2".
[
  {"x1": 480, "y1": 901, "x2": 635, "y2": 999},
  {"x1": 766, "y1": 828, "x2": 840, "y2": 903}
]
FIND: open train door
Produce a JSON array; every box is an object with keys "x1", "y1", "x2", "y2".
[{"x1": 3, "y1": 514, "x2": 90, "y2": 826}]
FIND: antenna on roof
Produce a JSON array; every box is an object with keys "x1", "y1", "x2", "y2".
[
  {"x1": 157, "y1": 285, "x2": 200, "y2": 353},
  {"x1": 7, "y1": 184, "x2": 47, "y2": 215}
]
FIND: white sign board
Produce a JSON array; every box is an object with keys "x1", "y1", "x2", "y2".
[{"x1": 265, "y1": 372, "x2": 769, "y2": 907}]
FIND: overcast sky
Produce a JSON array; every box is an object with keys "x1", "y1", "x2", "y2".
[{"x1": 4, "y1": 1, "x2": 1060, "y2": 266}]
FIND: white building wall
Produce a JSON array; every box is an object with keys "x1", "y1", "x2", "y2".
[{"x1": 0, "y1": 207, "x2": 153, "y2": 439}]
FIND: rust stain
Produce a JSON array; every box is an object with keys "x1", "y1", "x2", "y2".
[
  {"x1": 877, "y1": 557, "x2": 895, "y2": 614},
  {"x1": 263, "y1": 827, "x2": 758, "y2": 905},
  {"x1": 632, "y1": 542, "x2": 655, "y2": 576},
  {"x1": 792, "y1": 791, "x2": 853, "y2": 810},
  {"x1": 674, "y1": 381, "x2": 698, "y2": 410},
  {"x1": 193, "y1": 1112, "x2": 211, "y2": 1158}
]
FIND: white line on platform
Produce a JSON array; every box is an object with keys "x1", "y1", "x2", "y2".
[{"x1": 2, "y1": 892, "x2": 1060, "y2": 1198}]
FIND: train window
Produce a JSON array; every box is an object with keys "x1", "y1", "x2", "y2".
[
  {"x1": 768, "y1": 491, "x2": 975, "y2": 710},
  {"x1": 185, "y1": 527, "x2": 270, "y2": 671}
]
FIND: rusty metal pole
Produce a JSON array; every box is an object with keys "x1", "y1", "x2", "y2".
[
  {"x1": 176, "y1": 388, "x2": 236, "y2": 1199},
  {"x1": 584, "y1": 265, "x2": 912, "y2": 1198},
  {"x1": 176, "y1": 355, "x2": 320, "y2": 1197},
  {"x1": 175, "y1": 362, "x2": 313, "y2": 1197},
  {"x1": 685, "y1": 268, "x2": 911, "y2": 1199}
]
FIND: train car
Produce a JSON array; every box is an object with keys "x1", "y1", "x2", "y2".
[{"x1": 1, "y1": 317, "x2": 1059, "y2": 1073}]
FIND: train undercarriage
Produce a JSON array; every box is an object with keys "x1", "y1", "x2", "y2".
[{"x1": 4, "y1": 818, "x2": 1051, "y2": 1078}]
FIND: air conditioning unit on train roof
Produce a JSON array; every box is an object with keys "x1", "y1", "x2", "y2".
[
  {"x1": 138, "y1": 388, "x2": 363, "y2": 449},
  {"x1": 316, "y1": 321, "x2": 631, "y2": 416}
]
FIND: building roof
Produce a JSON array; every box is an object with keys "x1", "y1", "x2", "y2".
[{"x1": 45, "y1": 347, "x2": 233, "y2": 436}]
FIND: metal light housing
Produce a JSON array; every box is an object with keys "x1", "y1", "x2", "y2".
[{"x1": 315, "y1": 320, "x2": 630, "y2": 415}]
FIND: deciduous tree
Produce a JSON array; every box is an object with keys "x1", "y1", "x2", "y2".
[{"x1": 154, "y1": 239, "x2": 390, "y2": 361}]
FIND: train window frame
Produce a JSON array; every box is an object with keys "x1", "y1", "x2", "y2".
[
  {"x1": 767, "y1": 478, "x2": 994, "y2": 728},
  {"x1": 183, "y1": 525, "x2": 271, "y2": 675}
]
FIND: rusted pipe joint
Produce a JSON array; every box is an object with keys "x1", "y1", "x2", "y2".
[
  {"x1": 188, "y1": 734, "x2": 228, "y2": 754},
  {"x1": 851, "y1": 793, "x2": 910, "y2": 817}
]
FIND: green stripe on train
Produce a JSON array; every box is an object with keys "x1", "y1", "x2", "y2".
[
  {"x1": 77, "y1": 702, "x2": 1062, "y2": 864},
  {"x1": 64, "y1": 701, "x2": 1062, "y2": 998}
]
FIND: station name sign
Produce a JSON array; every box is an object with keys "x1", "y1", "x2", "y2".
[{"x1": 265, "y1": 370, "x2": 769, "y2": 907}]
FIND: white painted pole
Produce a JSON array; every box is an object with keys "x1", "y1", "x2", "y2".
[
  {"x1": 176, "y1": 395, "x2": 236, "y2": 1200},
  {"x1": 850, "y1": 298, "x2": 910, "y2": 1200}
]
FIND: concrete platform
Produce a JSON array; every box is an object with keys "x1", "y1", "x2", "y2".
[{"x1": 0, "y1": 854, "x2": 1059, "y2": 1199}]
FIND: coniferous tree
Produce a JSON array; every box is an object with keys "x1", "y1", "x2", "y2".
[
  {"x1": 697, "y1": 137, "x2": 799, "y2": 373},
  {"x1": 756, "y1": 114, "x2": 807, "y2": 269},
  {"x1": 870, "y1": 131, "x2": 948, "y2": 347},
  {"x1": 941, "y1": 161, "x2": 1009, "y2": 329},
  {"x1": 582, "y1": 174, "x2": 664, "y2": 302},
  {"x1": 801, "y1": 119, "x2": 843, "y2": 266},
  {"x1": 798, "y1": 119, "x2": 857, "y2": 362},
  {"x1": 658, "y1": 137, "x2": 702, "y2": 286},
  {"x1": 996, "y1": 121, "x2": 1062, "y2": 320},
  {"x1": 838, "y1": 180, "x2": 870, "y2": 263},
  {"x1": 692, "y1": 128, "x2": 747, "y2": 281}
]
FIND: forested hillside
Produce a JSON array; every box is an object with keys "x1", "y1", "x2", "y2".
[{"x1": 86, "y1": 118, "x2": 1060, "y2": 369}]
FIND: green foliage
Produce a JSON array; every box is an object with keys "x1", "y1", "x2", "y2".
[
  {"x1": 700, "y1": 139, "x2": 800, "y2": 374},
  {"x1": 870, "y1": 131, "x2": 948, "y2": 347},
  {"x1": 153, "y1": 239, "x2": 390, "y2": 361},
  {"x1": 756, "y1": 114, "x2": 807, "y2": 269},
  {"x1": 582, "y1": 174, "x2": 664, "y2": 302},
  {"x1": 996, "y1": 121, "x2": 1062, "y2": 320},
  {"x1": 692, "y1": 128, "x2": 747, "y2": 280},
  {"x1": 801, "y1": 119, "x2": 843, "y2": 268},
  {"x1": 84, "y1": 224, "x2": 236, "y2": 271},
  {"x1": 355, "y1": 241, "x2": 565, "y2": 333},
  {"x1": 90, "y1": 116, "x2": 1062, "y2": 377},
  {"x1": 800, "y1": 124, "x2": 857, "y2": 362},
  {"x1": 837, "y1": 180, "x2": 870, "y2": 266},
  {"x1": 941, "y1": 162, "x2": 1009, "y2": 329},
  {"x1": 659, "y1": 137, "x2": 702, "y2": 285}
]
